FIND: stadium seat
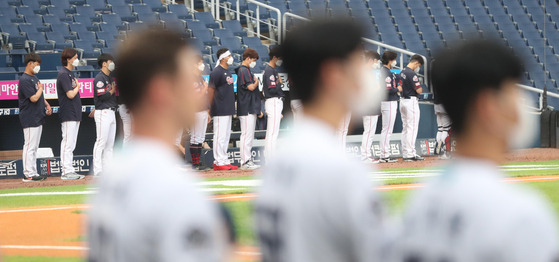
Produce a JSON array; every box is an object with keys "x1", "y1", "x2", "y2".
[
  {"x1": 191, "y1": 28, "x2": 217, "y2": 45},
  {"x1": 142, "y1": 0, "x2": 166, "y2": 13},
  {"x1": 194, "y1": 12, "x2": 220, "y2": 29},
  {"x1": 168, "y1": 4, "x2": 191, "y2": 20},
  {"x1": 86, "y1": 0, "x2": 111, "y2": 12},
  {"x1": 222, "y1": 20, "x2": 247, "y2": 37}
]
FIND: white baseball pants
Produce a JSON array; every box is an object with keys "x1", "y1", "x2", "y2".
[
  {"x1": 212, "y1": 115, "x2": 232, "y2": 166},
  {"x1": 435, "y1": 104, "x2": 451, "y2": 143},
  {"x1": 93, "y1": 109, "x2": 116, "y2": 176},
  {"x1": 400, "y1": 97, "x2": 420, "y2": 158},
  {"x1": 190, "y1": 111, "x2": 209, "y2": 144},
  {"x1": 360, "y1": 115, "x2": 379, "y2": 160},
  {"x1": 60, "y1": 121, "x2": 80, "y2": 175},
  {"x1": 22, "y1": 125, "x2": 43, "y2": 177},
  {"x1": 336, "y1": 112, "x2": 351, "y2": 151},
  {"x1": 265, "y1": 97, "x2": 283, "y2": 158},
  {"x1": 239, "y1": 114, "x2": 257, "y2": 165},
  {"x1": 118, "y1": 104, "x2": 132, "y2": 146},
  {"x1": 290, "y1": 99, "x2": 303, "y2": 126},
  {"x1": 379, "y1": 101, "x2": 398, "y2": 159}
]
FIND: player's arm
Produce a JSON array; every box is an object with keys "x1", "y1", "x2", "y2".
[
  {"x1": 63, "y1": 76, "x2": 80, "y2": 99},
  {"x1": 240, "y1": 67, "x2": 258, "y2": 91},
  {"x1": 28, "y1": 81, "x2": 44, "y2": 103},
  {"x1": 412, "y1": 73, "x2": 423, "y2": 94},
  {"x1": 95, "y1": 80, "x2": 112, "y2": 101},
  {"x1": 386, "y1": 74, "x2": 399, "y2": 95},
  {"x1": 44, "y1": 98, "x2": 52, "y2": 115}
]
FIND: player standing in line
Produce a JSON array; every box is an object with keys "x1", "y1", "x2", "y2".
[
  {"x1": 378, "y1": 51, "x2": 401, "y2": 163},
  {"x1": 360, "y1": 50, "x2": 381, "y2": 162},
  {"x1": 255, "y1": 19, "x2": 386, "y2": 262},
  {"x1": 263, "y1": 47, "x2": 284, "y2": 158},
  {"x1": 399, "y1": 54, "x2": 425, "y2": 161},
  {"x1": 189, "y1": 55, "x2": 211, "y2": 171},
  {"x1": 18, "y1": 53, "x2": 51, "y2": 182},
  {"x1": 57, "y1": 48, "x2": 85, "y2": 180},
  {"x1": 92, "y1": 53, "x2": 117, "y2": 176},
  {"x1": 433, "y1": 78, "x2": 452, "y2": 159},
  {"x1": 389, "y1": 40, "x2": 558, "y2": 262},
  {"x1": 208, "y1": 48, "x2": 238, "y2": 171},
  {"x1": 237, "y1": 48, "x2": 261, "y2": 170},
  {"x1": 88, "y1": 29, "x2": 229, "y2": 262}
]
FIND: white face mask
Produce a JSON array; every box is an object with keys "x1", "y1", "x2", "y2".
[
  {"x1": 414, "y1": 66, "x2": 420, "y2": 74},
  {"x1": 249, "y1": 61, "x2": 256, "y2": 68},
  {"x1": 108, "y1": 62, "x2": 115, "y2": 72},
  {"x1": 227, "y1": 57, "x2": 234, "y2": 65},
  {"x1": 198, "y1": 63, "x2": 205, "y2": 72},
  {"x1": 32, "y1": 65, "x2": 40, "y2": 74},
  {"x1": 372, "y1": 62, "x2": 381, "y2": 69},
  {"x1": 72, "y1": 59, "x2": 80, "y2": 67},
  {"x1": 509, "y1": 92, "x2": 537, "y2": 149},
  {"x1": 276, "y1": 59, "x2": 283, "y2": 66},
  {"x1": 391, "y1": 61, "x2": 397, "y2": 68},
  {"x1": 350, "y1": 66, "x2": 386, "y2": 116}
]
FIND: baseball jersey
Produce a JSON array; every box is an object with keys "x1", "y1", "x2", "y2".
[
  {"x1": 209, "y1": 65, "x2": 235, "y2": 117},
  {"x1": 194, "y1": 76, "x2": 210, "y2": 112},
  {"x1": 87, "y1": 138, "x2": 228, "y2": 262},
  {"x1": 255, "y1": 116, "x2": 385, "y2": 262},
  {"x1": 236, "y1": 65, "x2": 261, "y2": 116},
  {"x1": 262, "y1": 64, "x2": 284, "y2": 99},
  {"x1": 400, "y1": 67, "x2": 421, "y2": 99},
  {"x1": 380, "y1": 66, "x2": 399, "y2": 101},
  {"x1": 18, "y1": 73, "x2": 46, "y2": 128},
  {"x1": 93, "y1": 71, "x2": 117, "y2": 110},
  {"x1": 56, "y1": 67, "x2": 82, "y2": 122},
  {"x1": 388, "y1": 157, "x2": 559, "y2": 262}
]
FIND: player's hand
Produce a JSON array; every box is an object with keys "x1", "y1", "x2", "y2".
[
  {"x1": 281, "y1": 114, "x2": 284, "y2": 119},
  {"x1": 45, "y1": 104, "x2": 52, "y2": 116},
  {"x1": 207, "y1": 110, "x2": 212, "y2": 123},
  {"x1": 258, "y1": 112, "x2": 264, "y2": 118},
  {"x1": 397, "y1": 85, "x2": 403, "y2": 92},
  {"x1": 38, "y1": 82, "x2": 43, "y2": 90},
  {"x1": 88, "y1": 109, "x2": 95, "y2": 118}
]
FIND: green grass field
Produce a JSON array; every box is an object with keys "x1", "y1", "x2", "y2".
[{"x1": 1, "y1": 160, "x2": 558, "y2": 262}]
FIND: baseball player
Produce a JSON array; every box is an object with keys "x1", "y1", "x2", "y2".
[
  {"x1": 88, "y1": 29, "x2": 229, "y2": 262},
  {"x1": 389, "y1": 39, "x2": 558, "y2": 262},
  {"x1": 336, "y1": 113, "x2": 351, "y2": 151},
  {"x1": 263, "y1": 47, "x2": 284, "y2": 158},
  {"x1": 433, "y1": 77, "x2": 452, "y2": 159},
  {"x1": 399, "y1": 54, "x2": 425, "y2": 161},
  {"x1": 255, "y1": 19, "x2": 386, "y2": 262},
  {"x1": 360, "y1": 50, "x2": 381, "y2": 162},
  {"x1": 57, "y1": 48, "x2": 85, "y2": 180},
  {"x1": 92, "y1": 53, "x2": 117, "y2": 176},
  {"x1": 208, "y1": 48, "x2": 238, "y2": 171},
  {"x1": 18, "y1": 53, "x2": 51, "y2": 182},
  {"x1": 189, "y1": 55, "x2": 211, "y2": 171},
  {"x1": 378, "y1": 51, "x2": 401, "y2": 163},
  {"x1": 237, "y1": 48, "x2": 261, "y2": 170}
]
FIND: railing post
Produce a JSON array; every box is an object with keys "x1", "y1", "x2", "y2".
[
  {"x1": 215, "y1": 0, "x2": 220, "y2": 19},
  {"x1": 256, "y1": 6, "x2": 260, "y2": 38},
  {"x1": 236, "y1": 0, "x2": 240, "y2": 21}
]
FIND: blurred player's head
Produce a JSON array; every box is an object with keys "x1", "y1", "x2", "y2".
[
  {"x1": 61, "y1": 48, "x2": 78, "y2": 69},
  {"x1": 407, "y1": 54, "x2": 424, "y2": 72},
  {"x1": 282, "y1": 18, "x2": 383, "y2": 126},
  {"x1": 116, "y1": 28, "x2": 200, "y2": 143},
  {"x1": 97, "y1": 53, "x2": 115, "y2": 73},
  {"x1": 364, "y1": 50, "x2": 381, "y2": 69},
  {"x1": 216, "y1": 48, "x2": 233, "y2": 68},
  {"x1": 24, "y1": 53, "x2": 41, "y2": 75},
  {"x1": 242, "y1": 48, "x2": 259, "y2": 68},
  {"x1": 269, "y1": 46, "x2": 283, "y2": 67},
  {"x1": 381, "y1": 51, "x2": 398, "y2": 68},
  {"x1": 432, "y1": 39, "x2": 534, "y2": 160}
]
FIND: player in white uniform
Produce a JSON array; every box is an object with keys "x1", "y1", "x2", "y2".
[
  {"x1": 92, "y1": 53, "x2": 117, "y2": 176},
  {"x1": 255, "y1": 19, "x2": 386, "y2": 262},
  {"x1": 189, "y1": 55, "x2": 211, "y2": 171},
  {"x1": 399, "y1": 55, "x2": 425, "y2": 161},
  {"x1": 360, "y1": 50, "x2": 381, "y2": 162},
  {"x1": 389, "y1": 40, "x2": 558, "y2": 262},
  {"x1": 88, "y1": 29, "x2": 229, "y2": 262},
  {"x1": 118, "y1": 104, "x2": 132, "y2": 145}
]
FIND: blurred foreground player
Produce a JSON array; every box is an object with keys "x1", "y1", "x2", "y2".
[
  {"x1": 18, "y1": 53, "x2": 51, "y2": 182},
  {"x1": 92, "y1": 53, "x2": 117, "y2": 176},
  {"x1": 390, "y1": 40, "x2": 558, "y2": 262},
  {"x1": 88, "y1": 29, "x2": 229, "y2": 262},
  {"x1": 255, "y1": 19, "x2": 386, "y2": 262}
]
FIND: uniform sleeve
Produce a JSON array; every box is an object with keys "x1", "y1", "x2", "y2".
[
  {"x1": 239, "y1": 67, "x2": 254, "y2": 90},
  {"x1": 385, "y1": 73, "x2": 399, "y2": 95},
  {"x1": 18, "y1": 78, "x2": 36, "y2": 99},
  {"x1": 411, "y1": 73, "x2": 422, "y2": 90},
  {"x1": 94, "y1": 78, "x2": 112, "y2": 101},
  {"x1": 263, "y1": 70, "x2": 278, "y2": 97},
  {"x1": 58, "y1": 73, "x2": 74, "y2": 93},
  {"x1": 208, "y1": 71, "x2": 217, "y2": 89}
]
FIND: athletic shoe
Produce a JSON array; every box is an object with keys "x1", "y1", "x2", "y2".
[
  {"x1": 193, "y1": 164, "x2": 212, "y2": 171},
  {"x1": 403, "y1": 157, "x2": 415, "y2": 162},
  {"x1": 213, "y1": 164, "x2": 232, "y2": 171},
  {"x1": 61, "y1": 172, "x2": 85, "y2": 180},
  {"x1": 240, "y1": 160, "x2": 260, "y2": 170},
  {"x1": 226, "y1": 164, "x2": 239, "y2": 170},
  {"x1": 438, "y1": 153, "x2": 451, "y2": 160},
  {"x1": 361, "y1": 158, "x2": 380, "y2": 164},
  {"x1": 413, "y1": 155, "x2": 425, "y2": 161},
  {"x1": 379, "y1": 158, "x2": 398, "y2": 163},
  {"x1": 22, "y1": 175, "x2": 46, "y2": 182}
]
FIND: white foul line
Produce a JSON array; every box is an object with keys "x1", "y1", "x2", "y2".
[{"x1": 0, "y1": 205, "x2": 89, "y2": 214}]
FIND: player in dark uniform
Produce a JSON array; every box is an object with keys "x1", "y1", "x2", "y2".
[
  {"x1": 262, "y1": 46, "x2": 284, "y2": 158},
  {"x1": 399, "y1": 54, "x2": 425, "y2": 161},
  {"x1": 92, "y1": 53, "x2": 117, "y2": 176},
  {"x1": 237, "y1": 48, "x2": 261, "y2": 169},
  {"x1": 57, "y1": 48, "x2": 85, "y2": 180},
  {"x1": 432, "y1": 69, "x2": 452, "y2": 159},
  {"x1": 208, "y1": 48, "x2": 238, "y2": 171},
  {"x1": 18, "y1": 53, "x2": 51, "y2": 182},
  {"x1": 378, "y1": 51, "x2": 401, "y2": 163}
]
